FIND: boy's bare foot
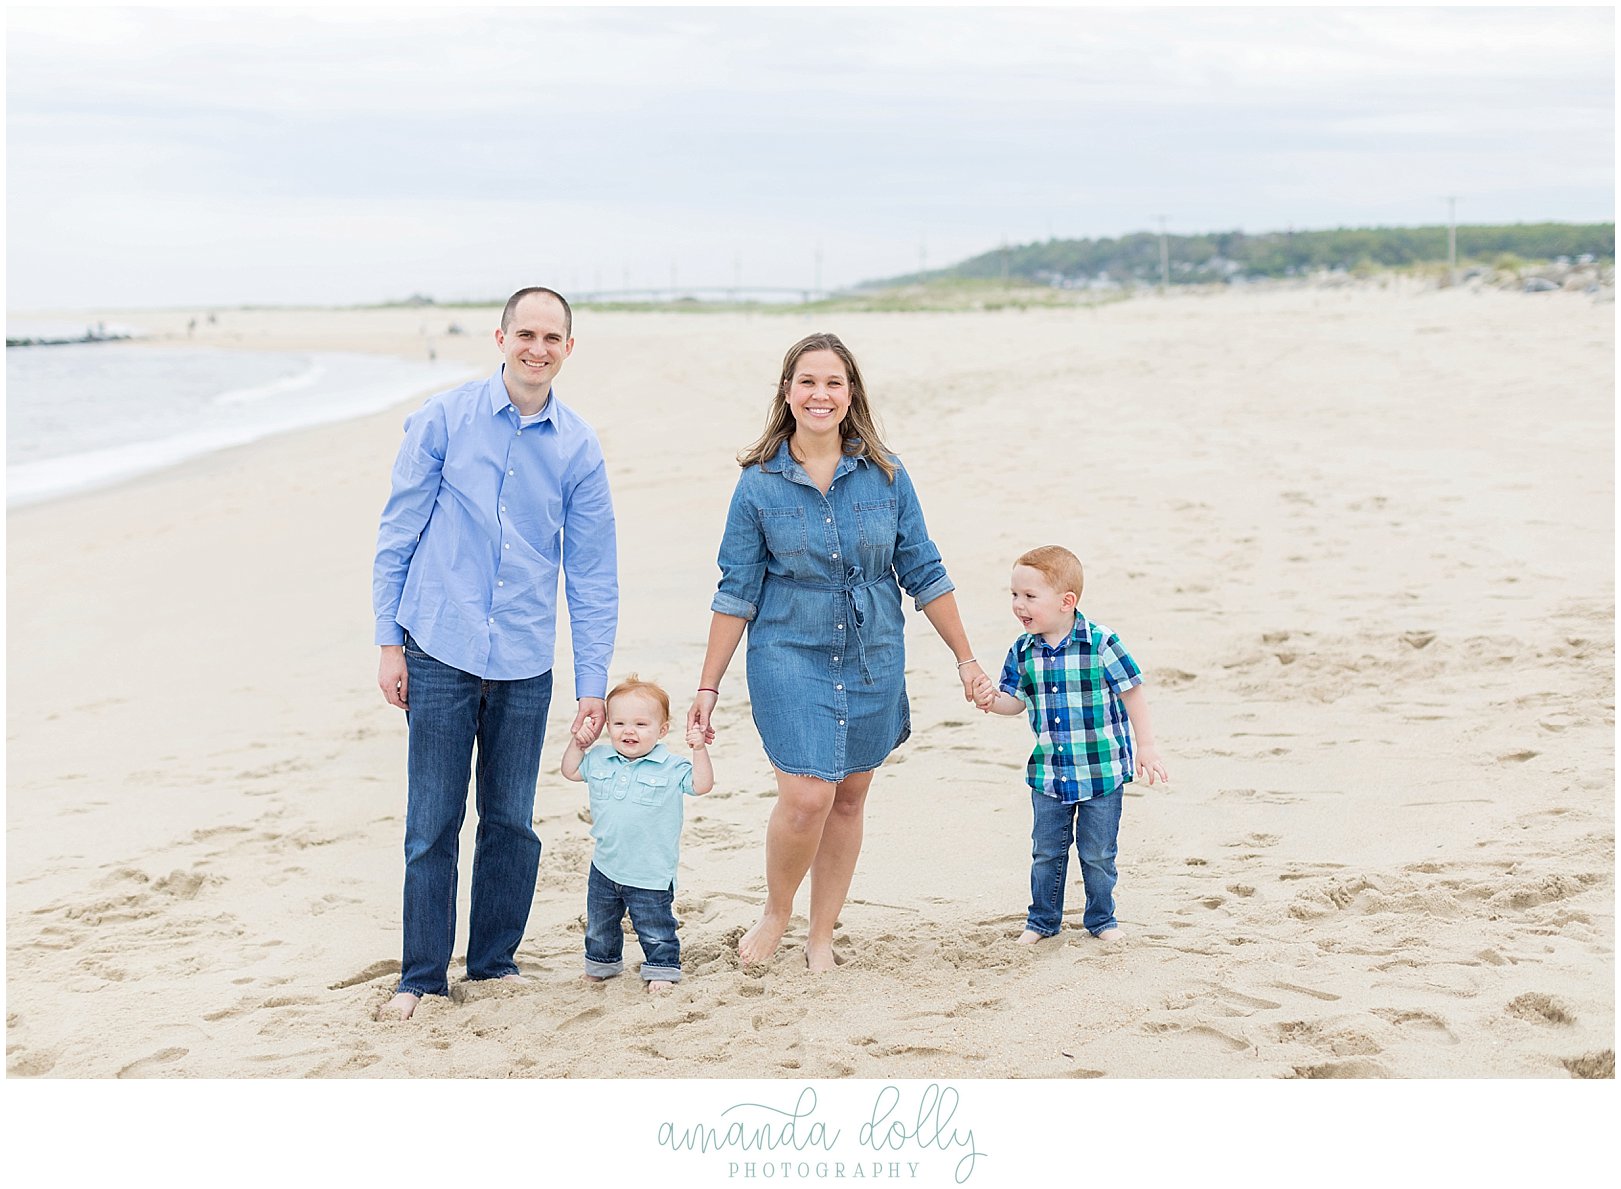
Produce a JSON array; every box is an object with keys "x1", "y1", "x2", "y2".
[
  {"x1": 738, "y1": 910, "x2": 790, "y2": 964},
  {"x1": 805, "y1": 942, "x2": 842, "y2": 974},
  {"x1": 1094, "y1": 927, "x2": 1123, "y2": 942},
  {"x1": 1017, "y1": 929, "x2": 1046, "y2": 945},
  {"x1": 378, "y1": 991, "x2": 421, "y2": 1021},
  {"x1": 647, "y1": 980, "x2": 675, "y2": 994}
]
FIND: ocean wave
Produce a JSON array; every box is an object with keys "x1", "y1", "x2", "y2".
[{"x1": 211, "y1": 361, "x2": 327, "y2": 406}]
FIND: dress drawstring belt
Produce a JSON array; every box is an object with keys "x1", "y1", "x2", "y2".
[{"x1": 770, "y1": 570, "x2": 889, "y2": 686}]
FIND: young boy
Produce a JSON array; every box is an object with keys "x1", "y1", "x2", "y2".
[
  {"x1": 562, "y1": 675, "x2": 714, "y2": 992},
  {"x1": 972, "y1": 545, "x2": 1168, "y2": 944}
]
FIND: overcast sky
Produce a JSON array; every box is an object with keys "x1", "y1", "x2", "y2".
[{"x1": 6, "y1": 4, "x2": 1613, "y2": 309}]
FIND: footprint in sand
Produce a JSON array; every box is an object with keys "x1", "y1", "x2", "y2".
[
  {"x1": 1506, "y1": 993, "x2": 1575, "y2": 1025},
  {"x1": 1372, "y1": 1009, "x2": 1458, "y2": 1044},
  {"x1": 116, "y1": 1047, "x2": 189, "y2": 1078},
  {"x1": 1288, "y1": 1058, "x2": 1388, "y2": 1079}
]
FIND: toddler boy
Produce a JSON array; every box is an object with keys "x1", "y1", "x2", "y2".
[
  {"x1": 973, "y1": 546, "x2": 1168, "y2": 943},
  {"x1": 562, "y1": 675, "x2": 713, "y2": 991}
]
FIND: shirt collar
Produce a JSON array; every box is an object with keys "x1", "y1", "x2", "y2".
[
  {"x1": 761, "y1": 440, "x2": 862, "y2": 487},
  {"x1": 488, "y1": 366, "x2": 559, "y2": 424},
  {"x1": 603, "y1": 742, "x2": 673, "y2": 766},
  {"x1": 1015, "y1": 612, "x2": 1096, "y2": 656}
]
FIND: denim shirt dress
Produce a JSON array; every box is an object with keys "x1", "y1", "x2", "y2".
[{"x1": 711, "y1": 442, "x2": 956, "y2": 781}]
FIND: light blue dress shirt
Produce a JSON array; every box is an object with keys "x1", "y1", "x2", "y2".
[
  {"x1": 580, "y1": 743, "x2": 696, "y2": 890},
  {"x1": 373, "y1": 367, "x2": 618, "y2": 691}
]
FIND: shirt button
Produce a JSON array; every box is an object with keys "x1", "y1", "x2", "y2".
[
  {"x1": 825, "y1": 517, "x2": 832, "y2": 523},
  {"x1": 835, "y1": 683, "x2": 843, "y2": 690},
  {"x1": 831, "y1": 552, "x2": 839, "y2": 559},
  {"x1": 508, "y1": 468, "x2": 515, "y2": 476},
  {"x1": 837, "y1": 719, "x2": 845, "y2": 726},
  {"x1": 497, "y1": 580, "x2": 505, "y2": 587},
  {"x1": 516, "y1": 430, "x2": 522, "y2": 437},
  {"x1": 836, "y1": 623, "x2": 844, "y2": 630},
  {"x1": 488, "y1": 617, "x2": 495, "y2": 624},
  {"x1": 832, "y1": 656, "x2": 839, "y2": 662},
  {"x1": 1050, "y1": 685, "x2": 1056, "y2": 691},
  {"x1": 500, "y1": 505, "x2": 506, "y2": 513}
]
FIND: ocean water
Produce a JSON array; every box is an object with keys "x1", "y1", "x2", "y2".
[{"x1": 6, "y1": 341, "x2": 475, "y2": 507}]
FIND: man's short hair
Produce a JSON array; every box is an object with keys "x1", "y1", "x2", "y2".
[
  {"x1": 1015, "y1": 544, "x2": 1085, "y2": 600},
  {"x1": 502, "y1": 286, "x2": 572, "y2": 337}
]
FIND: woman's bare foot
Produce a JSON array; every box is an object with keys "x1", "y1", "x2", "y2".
[
  {"x1": 1017, "y1": 929, "x2": 1046, "y2": 945},
  {"x1": 1093, "y1": 927, "x2": 1123, "y2": 942},
  {"x1": 738, "y1": 909, "x2": 791, "y2": 963},
  {"x1": 647, "y1": 980, "x2": 675, "y2": 994},
  {"x1": 805, "y1": 941, "x2": 843, "y2": 974},
  {"x1": 378, "y1": 991, "x2": 421, "y2": 1021}
]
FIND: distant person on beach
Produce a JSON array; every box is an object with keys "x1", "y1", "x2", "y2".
[
  {"x1": 372, "y1": 286, "x2": 618, "y2": 1021},
  {"x1": 971, "y1": 545, "x2": 1168, "y2": 943},
  {"x1": 686, "y1": 332, "x2": 987, "y2": 973},
  {"x1": 562, "y1": 675, "x2": 713, "y2": 992}
]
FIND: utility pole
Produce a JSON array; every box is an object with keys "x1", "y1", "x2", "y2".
[
  {"x1": 1157, "y1": 216, "x2": 1170, "y2": 292},
  {"x1": 1445, "y1": 196, "x2": 1458, "y2": 286}
]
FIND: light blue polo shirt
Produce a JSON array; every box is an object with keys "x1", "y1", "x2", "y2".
[{"x1": 580, "y1": 742, "x2": 696, "y2": 890}]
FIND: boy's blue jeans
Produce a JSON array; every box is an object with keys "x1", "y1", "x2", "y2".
[
  {"x1": 397, "y1": 637, "x2": 552, "y2": 998},
  {"x1": 584, "y1": 863, "x2": 682, "y2": 982},
  {"x1": 1027, "y1": 786, "x2": 1123, "y2": 937}
]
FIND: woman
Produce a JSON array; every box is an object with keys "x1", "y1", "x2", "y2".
[{"x1": 687, "y1": 332, "x2": 987, "y2": 972}]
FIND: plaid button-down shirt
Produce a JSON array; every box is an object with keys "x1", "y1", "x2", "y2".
[{"x1": 998, "y1": 613, "x2": 1143, "y2": 803}]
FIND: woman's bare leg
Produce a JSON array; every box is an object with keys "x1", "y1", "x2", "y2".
[
  {"x1": 737, "y1": 770, "x2": 836, "y2": 963},
  {"x1": 805, "y1": 770, "x2": 875, "y2": 973}
]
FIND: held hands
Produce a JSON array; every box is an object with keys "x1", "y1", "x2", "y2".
[
  {"x1": 1136, "y1": 746, "x2": 1170, "y2": 786},
  {"x1": 571, "y1": 698, "x2": 606, "y2": 749},
  {"x1": 969, "y1": 673, "x2": 1000, "y2": 711},
  {"x1": 685, "y1": 724, "x2": 708, "y2": 750},
  {"x1": 686, "y1": 690, "x2": 718, "y2": 746},
  {"x1": 956, "y1": 660, "x2": 988, "y2": 707}
]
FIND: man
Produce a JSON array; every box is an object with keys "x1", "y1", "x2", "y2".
[{"x1": 372, "y1": 286, "x2": 617, "y2": 1021}]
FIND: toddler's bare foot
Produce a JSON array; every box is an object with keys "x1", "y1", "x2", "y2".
[
  {"x1": 378, "y1": 991, "x2": 421, "y2": 1021},
  {"x1": 647, "y1": 980, "x2": 675, "y2": 994},
  {"x1": 1017, "y1": 929, "x2": 1046, "y2": 945},
  {"x1": 1094, "y1": 927, "x2": 1123, "y2": 942},
  {"x1": 738, "y1": 909, "x2": 790, "y2": 964}
]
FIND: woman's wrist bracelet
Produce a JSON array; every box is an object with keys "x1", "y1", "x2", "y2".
[
  {"x1": 697, "y1": 687, "x2": 719, "y2": 695},
  {"x1": 954, "y1": 658, "x2": 977, "y2": 669}
]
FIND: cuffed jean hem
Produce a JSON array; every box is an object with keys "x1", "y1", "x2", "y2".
[
  {"x1": 1022, "y1": 923, "x2": 1061, "y2": 938},
  {"x1": 584, "y1": 957, "x2": 624, "y2": 979},
  {"x1": 465, "y1": 965, "x2": 521, "y2": 982},
  {"x1": 639, "y1": 964, "x2": 682, "y2": 983},
  {"x1": 394, "y1": 984, "x2": 446, "y2": 998}
]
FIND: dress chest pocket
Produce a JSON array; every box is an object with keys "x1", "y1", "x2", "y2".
[
  {"x1": 759, "y1": 507, "x2": 808, "y2": 556},
  {"x1": 854, "y1": 498, "x2": 897, "y2": 549}
]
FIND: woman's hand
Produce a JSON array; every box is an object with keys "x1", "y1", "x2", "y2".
[
  {"x1": 687, "y1": 689, "x2": 719, "y2": 744},
  {"x1": 956, "y1": 659, "x2": 988, "y2": 704}
]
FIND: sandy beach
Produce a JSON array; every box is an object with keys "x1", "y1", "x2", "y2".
[{"x1": 5, "y1": 285, "x2": 1613, "y2": 1081}]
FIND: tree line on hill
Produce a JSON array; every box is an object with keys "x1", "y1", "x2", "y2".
[{"x1": 876, "y1": 223, "x2": 1614, "y2": 288}]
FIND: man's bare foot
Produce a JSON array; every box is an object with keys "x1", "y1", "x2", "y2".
[
  {"x1": 499, "y1": 973, "x2": 529, "y2": 984},
  {"x1": 738, "y1": 910, "x2": 790, "y2": 964},
  {"x1": 647, "y1": 980, "x2": 675, "y2": 994},
  {"x1": 378, "y1": 991, "x2": 421, "y2": 1021},
  {"x1": 1094, "y1": 927, "x2": 1123, "y2": 942},
  {"x1": 805, "y1": 942, "x2": 843, "y2": 974},
  {"x1": 1017, "y1": 929, "x2": 1046, "y2": 945}
]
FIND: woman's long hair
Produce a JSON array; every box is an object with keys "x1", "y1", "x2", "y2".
[{"x1": 737, "y1": 332, "x2": 898, "y2": 482}]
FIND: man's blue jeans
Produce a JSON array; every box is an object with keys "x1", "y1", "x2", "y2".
[
  {"x1": 583, "y1": 863, "x2": 682, "y2": 983},
  {"x1": 398, "y1": 636, "x2": 552, "y2": 998},
  {"x1": 1027, "y1": 786, "x2": 1124, "y2": 937}
]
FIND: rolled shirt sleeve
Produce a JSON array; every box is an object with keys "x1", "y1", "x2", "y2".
[
  {"x1": 711, "y1": 475, "x2": 768, "y2": 621},
  {"x1": 373, "y1": 401, "x2": 448, "y2": 646},
  {"x1": 562, "y1": 454, "x2": 619, "y2": 701},
  {"x1": 890, "y1": 463, "x2": 955, "y2": 609}
]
